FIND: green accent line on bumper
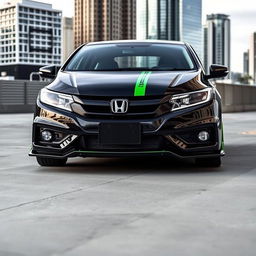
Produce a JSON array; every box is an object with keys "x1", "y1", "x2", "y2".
[
  {"x1": 134, "y1": 71, "x2": 152, "y2": 96},
  {"x1": 74, "y1": 150, "x2": 168, "y2": 154},
  {"x1": 221, "y1": 122, "x2": 224, "y2": 151}
]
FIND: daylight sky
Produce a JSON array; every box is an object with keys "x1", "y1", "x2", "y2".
[{"x1": 38, "y1": 0, "x2": 256, "y2": 73}]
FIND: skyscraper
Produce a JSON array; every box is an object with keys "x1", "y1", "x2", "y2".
[
  {"x1": 249, "y1": 33, "x2": 256, "y2": 83},
  {"x1": 136, "y1": 0, "x2": 180, "y2": 41},
  {"x1": 62, "y1": 17, "x2": 74, "y2": 62},
  {"x1": 243, "y1": 50, "x2": 249, "y2": 75},
  {"x1": 74, "y1": 0, "x2": 136, "y2": 48},
  {"x1": 203, "y1": 25, "x2": 208, "y2": 69},
  {"x1": 0, "y1": 0, "x2": 62, "y2": 79},
  {"x1": 182, "y1": 0, "x2": 202, "y2": 59},
  {"x1": 204, "y1": 14, "x2": 231, "y2": 74},
  {"x1": 136, "y1": 0, "x2": 202, "y2": 59}
]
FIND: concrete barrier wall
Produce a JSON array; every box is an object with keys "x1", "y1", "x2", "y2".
[
  {"x1": 216, "y1": 83, "x2": 256, "y2": 112},
  {"x1": 0, "y1": 80, "x2": 48, "y2": 113},
  {"x1": 0, "y1": 80, "x2": 256, "y2": 113}
]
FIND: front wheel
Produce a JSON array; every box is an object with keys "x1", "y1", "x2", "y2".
[
  {"x1": 195, "y1": 156, "x2": 221, "y2": 168},
  {"x1": 36, "y1": 157, "x2": 67, "y2": 167}
]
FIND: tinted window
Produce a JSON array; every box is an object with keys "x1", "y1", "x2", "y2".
[{"x1": 65, "y1": 44, "x2": 196, "y2": 71}]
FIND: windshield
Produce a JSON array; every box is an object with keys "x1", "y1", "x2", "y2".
[{"x1": 64, "y1": 43, "x2": 196, "y2": 72}]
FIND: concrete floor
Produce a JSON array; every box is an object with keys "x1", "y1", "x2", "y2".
[{"x1": 0, "y1": 112, "x2": 256, "y2": 256}]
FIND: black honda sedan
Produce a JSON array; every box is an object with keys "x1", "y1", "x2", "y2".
[{"x1": 29, "y1": 40, "x2": 228, "y2": 167}]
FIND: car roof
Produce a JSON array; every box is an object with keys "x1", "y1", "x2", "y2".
[{"x1": 86, "y1": 40, "x2": 187, "y2": 46}]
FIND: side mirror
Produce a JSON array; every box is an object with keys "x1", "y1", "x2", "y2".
[
  {"x1": 205, "y1": 64, "x2": 229, "y2": 79},
  {"x1": 39, "y1": 65, "x2": 60, "y2": 79}
]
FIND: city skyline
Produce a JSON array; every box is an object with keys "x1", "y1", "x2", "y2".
[{"x1": 4, "y1": 0, "x2": 256, "y2": 73}]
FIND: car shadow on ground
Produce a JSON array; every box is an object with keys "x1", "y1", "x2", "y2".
[
  {"x1": 37, "y1": 156, "x2": 224, "y2": 175},
  {"x1": 35, "y1": 143, "x2": 256, "y2": 175}
]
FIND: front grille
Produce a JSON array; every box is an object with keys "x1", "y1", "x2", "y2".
[
  {"x1": 77, "y1": 95, "x2": 167, "y2": 119},
  {"x1": 83, "y1": 135, "x2": 165, "y2": 151}
]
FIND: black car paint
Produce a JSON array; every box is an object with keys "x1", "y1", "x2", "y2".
[{"x1": 47, "y1": 70, "x2": 206, "y2": 97}]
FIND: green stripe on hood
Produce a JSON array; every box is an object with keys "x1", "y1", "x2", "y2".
[{"x1": 134, "y1": 71, "x2": 152, "y2": 96}]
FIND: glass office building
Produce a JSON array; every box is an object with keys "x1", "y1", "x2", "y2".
[
  {"x1": 0, "y1": 0, "x2": 62, "y2": 79},
  {"x1": 182, "y1": 0, "x2": 202, "y2": 59},
  {"x1": 137, "y1": 0, "x2": 202, "y2": 59},
  {"x1": 204, "y1": 14, "x2": 231, "y2": 76},
  {"x1": 137, "y1": 0, "x2": 180, "y2": 41}
]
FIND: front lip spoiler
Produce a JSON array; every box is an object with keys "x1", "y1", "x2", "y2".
[{"x1": 29, "y1": 150, "x2": 225, "y2": 159}]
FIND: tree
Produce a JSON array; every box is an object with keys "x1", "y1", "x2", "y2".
[{"x1": 238, "y1": 74, "x2": 253, "y2": 84}]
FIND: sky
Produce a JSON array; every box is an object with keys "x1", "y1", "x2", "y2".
[{"x1": 39, "y1": 0, "x2": 256, "y2": 73}]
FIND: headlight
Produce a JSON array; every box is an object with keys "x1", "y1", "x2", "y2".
[
  {"x1": 170, "y1": 88, "x2": 212, "y2": 111},
  {"x1": 40, "y1": 88, "x2": 74, "y2": 111}
]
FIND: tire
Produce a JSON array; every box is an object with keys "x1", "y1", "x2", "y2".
[
  {"x1": 195, "y1": 156, "x2": 221, "y2": 168},
  {"x1": 36, "y1": 157, "x2": 67, "y2": 167}
]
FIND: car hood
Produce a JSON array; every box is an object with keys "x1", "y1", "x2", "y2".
[{"x1": 47, "y1": 70, "x2": 207, "y2": 97}]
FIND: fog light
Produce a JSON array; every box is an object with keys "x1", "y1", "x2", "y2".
[
  {"x1": 198, "y1": 131, "x2": 210, "y2": 141},
  {"x1": 41, "y1": 130, "x2": 53, "y2": 142}
]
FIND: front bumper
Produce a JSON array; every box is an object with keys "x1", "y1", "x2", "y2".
[{"x1": 30, "y1": 99, "x2": 224, "y2": 159}]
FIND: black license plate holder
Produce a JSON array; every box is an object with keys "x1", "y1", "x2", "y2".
[{"x1": 99, "y1": 123, "x2": 141, "y2": 145}]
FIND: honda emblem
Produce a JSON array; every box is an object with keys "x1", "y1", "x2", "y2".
[{"x1": 110, "y1": 99, "x2": 129, "y2": 114}]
